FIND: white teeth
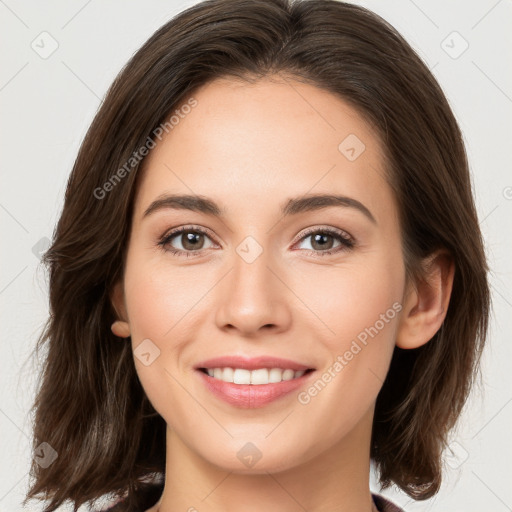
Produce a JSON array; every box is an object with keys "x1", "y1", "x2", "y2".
[
  {"x1": 204, "y1": 367, "x2": 307, "y2": 384},
  {"x1": 269, "y1": 368, "x2": 282, "y2": 383},
  {"x1": 234, "y1": 369, "x2": 251, "y2": 384},
  {"x1": 249, "y1": 368, "x2": 267, "y2": 385}
]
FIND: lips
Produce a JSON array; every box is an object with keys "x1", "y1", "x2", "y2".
[{"x1": 194, "y1": 355, "x2": 316, "y2": 408}]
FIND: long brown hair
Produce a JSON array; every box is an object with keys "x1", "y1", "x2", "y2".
[{"x1": 23, "y1": 0, "x2": 490, "y2": 510}]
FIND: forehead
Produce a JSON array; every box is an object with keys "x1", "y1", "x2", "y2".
[{"x1": 133, "y1": 76, "x2": 394, "y2": 225}]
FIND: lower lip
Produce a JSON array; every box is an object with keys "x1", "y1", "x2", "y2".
[{"x1": 196, "y1": 369, "x2": 315, "y2": 409}]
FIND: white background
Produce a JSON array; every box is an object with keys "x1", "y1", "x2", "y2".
[{"x1": 0, "y1": 1, "x2": 511, "y2": 511}]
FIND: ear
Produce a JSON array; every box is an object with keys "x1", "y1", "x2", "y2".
[
  {"x1": 110, "y1": 280, "x2": 131, "y2": 339},
  {"x1": 396, "y1": 250, "x2": 455, "y2": 349}
]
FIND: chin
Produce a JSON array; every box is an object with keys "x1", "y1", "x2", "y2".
[{"x1": 194, "y1": 436, "x2": 309, "y2": 475}]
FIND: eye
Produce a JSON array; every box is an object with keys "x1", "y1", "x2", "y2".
[
  {"x1": 294, "y1": 227, "x2": 354, "y2": 256},
  {"x1": 158, "y1": 226, "x2": 217, "y2": 258},
  {"x1": 158, "y1": 225, "x2": 355, "y2": 258}
]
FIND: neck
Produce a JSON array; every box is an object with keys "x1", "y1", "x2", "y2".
[{"x1": 154, "y1": 405, "x2": 377, "y2": 512}]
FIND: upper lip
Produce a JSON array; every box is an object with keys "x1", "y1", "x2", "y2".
[{"x1": 195, "y1": 355, "x2": 315, "y2": 371}]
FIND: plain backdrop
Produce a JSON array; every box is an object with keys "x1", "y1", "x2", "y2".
[{"x1": 1, "y1": 1, "x2": 511, "y2": 511}]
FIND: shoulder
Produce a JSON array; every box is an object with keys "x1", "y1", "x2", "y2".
[{"x1": 372, "y1": 493, "x2": 406, "y2": 512}]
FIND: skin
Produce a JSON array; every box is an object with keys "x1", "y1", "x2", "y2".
[{"x1": 111, "y1": 75, "x2": 454, "y2": 512}]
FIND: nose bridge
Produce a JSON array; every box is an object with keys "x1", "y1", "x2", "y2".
[{"x1": 214, "y1": 237, "x2": 290, "y2": 334}]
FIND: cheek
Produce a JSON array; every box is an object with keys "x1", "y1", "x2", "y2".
[
  {"x1": 122, "y1": 258, "x2": 202, "y2": 422},
  {"x1": 122, "y1": 251, "x2": 217, "y2": 412},
  {"x1": 291, "y1": 255, "x2": 404, "y2": 344},
  {"x1": 289, "y1": 249, "x2": 404, "y2": 406},
  {"x1": 123, "y1": 255, "x2": 206, "y2": 343},
  {"x1": 290, "y1": 262, "x2": 403, "y2": 446}
]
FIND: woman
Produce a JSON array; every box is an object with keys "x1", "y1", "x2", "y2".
[{"x1": 23, "y1": 0, "x2": 490, "y2": 511}]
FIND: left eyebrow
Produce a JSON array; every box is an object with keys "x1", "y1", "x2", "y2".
[
  {"x1": 142, "y1": 193, "x2": 376, "y2": 224},
  {"x1": 282, "y1": 194, "x2": 376, "y2": 224}
]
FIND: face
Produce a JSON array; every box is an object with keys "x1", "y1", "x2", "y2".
[{"x1": 115, "y1": 76, "x2": 407, "y2": 473}]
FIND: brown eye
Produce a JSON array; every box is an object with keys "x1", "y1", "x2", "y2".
[
  {"x1": 295, "y1": 227, "x2": 354, "y2": 256},
  {"x1": 178, "y1": 231, "x2": 206, "y2": 251},
  {"x1": 309, "y1": 232, "x2": 335, "y2": 251},
  {"x1": 158, "y1": 226, "x2": 216, "y2": 257}
]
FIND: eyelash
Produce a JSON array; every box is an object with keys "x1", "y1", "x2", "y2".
[{"x1": 157, "y1": 225, "x2": 355, "y2": 258}]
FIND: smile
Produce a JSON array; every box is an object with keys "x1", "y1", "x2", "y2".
[{"x1": 199, "y1": 367, "x2": 314, "y2": 385}]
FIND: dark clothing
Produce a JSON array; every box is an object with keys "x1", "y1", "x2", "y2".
[{"x1": 372, "y1": 493, "x2": 405, "y2": 512}]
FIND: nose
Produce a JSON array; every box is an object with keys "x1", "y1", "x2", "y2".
[{"x1": 214, "y1": 244, "x2": 292, "y2": 337}]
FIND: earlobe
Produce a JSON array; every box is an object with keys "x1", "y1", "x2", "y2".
[
  {"x1": 110, "y1": 280, "x2": 131, "y2": 339},
  {"x1": 396, "y1": 250, "x2": 455, "y2": 349},
  {"x1": 111, "y1": 320, "x2": 131, "y2": 338}
]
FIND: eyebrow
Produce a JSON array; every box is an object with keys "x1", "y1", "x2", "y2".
[{"x1": 143, "y1": 193, "x2": 376, "y2": 224}]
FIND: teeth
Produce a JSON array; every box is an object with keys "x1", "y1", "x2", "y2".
[{"x1": 205, "y1": 367, "x2": 307, "y2": 384}]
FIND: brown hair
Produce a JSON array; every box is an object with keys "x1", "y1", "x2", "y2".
[{"x1": 23, "y1": 0, "x2": 490, "y2": 510}]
